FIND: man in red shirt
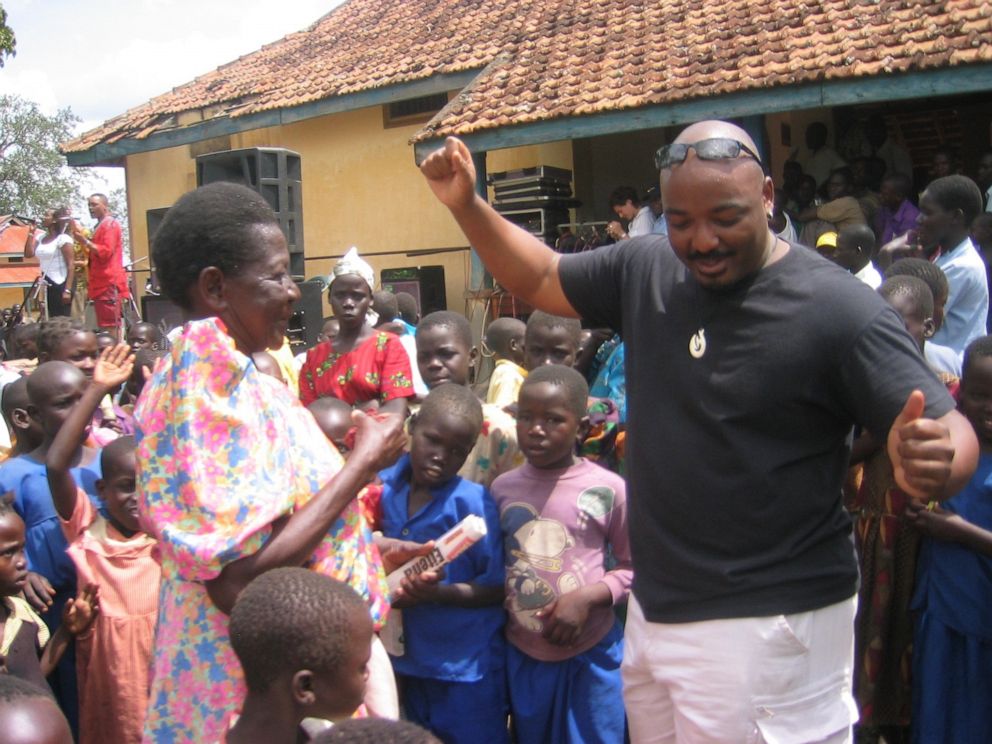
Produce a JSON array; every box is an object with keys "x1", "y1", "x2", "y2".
[{"x1": 71, "y1": 193, "x2": 129, "y2": 335}]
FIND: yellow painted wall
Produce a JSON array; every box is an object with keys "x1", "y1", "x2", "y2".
[
  {"x1": 123, "y1": 106, "x2": 574, "y2": 321},
  {"x1": 125, "y1": 146, "x2": 198, "y2": 298},
  {"x1": 0, "y1": 287, "x2": 24, "y2": 308},
  {"x1": 486, "y1": 141, "x2": 574, "y2": 175}
]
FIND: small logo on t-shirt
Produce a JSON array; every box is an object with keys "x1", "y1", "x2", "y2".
[
  {"x1": 689, "y1": 328, "x2": 706, "y2": 358},
  {"x1": 578, "y1": 486, "x2": 615, "y2": 518}
]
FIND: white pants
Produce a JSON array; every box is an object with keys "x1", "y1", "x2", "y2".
[{"x1": 622, "y1": 595, "x2": 858, "y2": 744}]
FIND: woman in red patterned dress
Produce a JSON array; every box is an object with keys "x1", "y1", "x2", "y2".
[{"x1": 300, "y1": 248, "x2": 414, "y2": 415}]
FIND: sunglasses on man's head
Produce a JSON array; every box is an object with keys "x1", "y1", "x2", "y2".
[{"x1": 654, "y1": 138, "x2": 763, "y2": 171}]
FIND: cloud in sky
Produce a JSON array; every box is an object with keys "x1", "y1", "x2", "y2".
[
  {"x1": 1, "y1": 0, "x2": 343, "y2": 193},
  {"x1": 2, "y1": 0, "x2": 342, "y2": 123}
]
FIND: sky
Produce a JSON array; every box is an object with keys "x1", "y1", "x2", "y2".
[{"x1": 0, "y1": 0, "x2": 344, "y2": 196}]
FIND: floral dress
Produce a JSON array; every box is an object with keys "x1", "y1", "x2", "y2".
[
  {"x1": 135, "y1": 318, "x2": 389, "y2": 743},
  {"x1": 299, "y1": 331, "x2": 414, "y2": 406}
]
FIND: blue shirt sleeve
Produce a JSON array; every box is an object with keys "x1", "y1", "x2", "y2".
[{"x1": 467, "y1": 489, "x2": 505, "y2": 588}]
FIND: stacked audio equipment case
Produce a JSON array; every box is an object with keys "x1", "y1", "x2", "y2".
[{"x1": 487, "y1": 166, "x2": 579, "y2": 247}]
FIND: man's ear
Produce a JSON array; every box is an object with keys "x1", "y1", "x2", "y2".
[
  {"x1": 469, "y1": 345, "x2": 480, "y2": 368},
  {"x1": 761, "y1": 176, "x2": 775, "y2": 218},
  {"x1": 922, "y1": 317, "x2": 936, "y2": 340},
  {"x1": 291, "y1": 669, "x2": 316, "y2": 706}
]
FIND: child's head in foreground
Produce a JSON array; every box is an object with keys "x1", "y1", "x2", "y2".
[
  {"x1": 98, "y1": 436, "x2": 140, "y2": 536},
  {"x1": 1, "y1": 377, "x2": 43, "y2": 454},
  {"x1": 126, "y1": 347, "x2": 166, "y2": 402},
  {"x1": 308, "y1": 397, "x2": 354, "y2": 456},
  {"x1": 229, "y1": 567, "x2": 373, "y2": 723},
  {"x1": 8, "y1": 323, "x2": 39, "y2": 360},
  {"x1": 408, "y1": 383, "x2": 483, "y2": 488},
  {"x1": 36, "y1": 318, "x2": 99, "y2": 380},
  {"x1": 26, "y1": 361, "x2": 87, "y2": 445},
  {"x1": 884, "y1": 258, "x2": 949, "y2": 332},
  {"x1": 394, "y1": 292, "x2": 420, "y2": 326},
  {"x1": 318, "y1": 317, "x2": 340, "y2": 345},
  {"x1": 252, "y1": 350, "x2": 285, "y2": 384},
  {"x1": 960, "y1": 335, "x2": 992, "y2": 448},
  {"x1": 834, "y1": 224, "x2": 875, "y2": 271},
  {"x1": 126, "y1": 321, "x2": 165, "y2": 352},
  {"x1": 95, "y1": 331, "x2": 117, "y2": 354},
  {"x1": 878, "y1": 276, "x2": 934, "y2": 353},
  {"x1": 371, "y1": 291, "x2": 399, "y2": 326},
  {"x1": 416, "y1": 311, "x2": 476, "y2": 390},
  {"x1": 0, "y1": 674, "x2": 73, "y2": 744},
  {"x1": 972, "y1": 212, "x2": 992, "y2": 252},
  {"x1": 516, "y1": 364, "x2": 589, "y2": 470},
  {"x1": 524, "y1": 311, "x2": 581, "y2": 371},
  {"x1": 312, "y1": 718, "x2": 441, "y2": 743},
  {"x1": 484, "y1": 317, "x2": 526, "y2": 366},
  {"x1": 0, "y1": 494, "x2": 27, "y2": 600}
]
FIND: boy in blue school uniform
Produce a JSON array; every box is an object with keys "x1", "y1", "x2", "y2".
[{"x1": 380, "y1": 383, "x2": 506, "y2": 744}]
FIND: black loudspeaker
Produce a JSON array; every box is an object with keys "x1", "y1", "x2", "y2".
[
  {"x1": 141, "y1": 295, "x2": 185, "y2": 334},
  {"x1": 381, "y1": 266, "x2": 446, "y2": 316},
  {"x1": 141, "y1": 280, "x2": 324, "y2": 350},
  {"x1": 287, "y1": 280, "x2": 324, "y2": 350},
  {"x1": 196, "y1": 148, "x2": 304, "y2": 276}
]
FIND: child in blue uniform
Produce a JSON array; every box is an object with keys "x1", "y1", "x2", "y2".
[
  {"x1": 909, "y1": 334, "x2": 992, "y2": 743},
  {"x1": 15, "y1": 362, "x2": 105, "y2": 733},
  {"x1": 379, "y1": 383, "x2": 506, "y2": 744}
]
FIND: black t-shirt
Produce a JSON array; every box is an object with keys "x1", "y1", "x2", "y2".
[{"x1": 559, "y1": 237, "x2": 955, "y2": 622}]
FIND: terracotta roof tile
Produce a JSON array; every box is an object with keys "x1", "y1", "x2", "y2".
[
  {"x1": 0, "y1": 264, "x2": 41, "y2": 288},
  {"x1": 0, "y1": 222, "x2": 31, "y2": 256},
  {"x1": 65, "y1": 0, "x2": 992, "y2": 154}
]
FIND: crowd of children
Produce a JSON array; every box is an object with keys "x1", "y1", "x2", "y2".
[{"x1": 0, "y1": 215, "x2": 990, "y2": 744}]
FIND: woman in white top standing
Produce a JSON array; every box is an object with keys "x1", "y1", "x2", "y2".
[{"x1": 24, "y1": 207, "x2": 75, "y2": 317}]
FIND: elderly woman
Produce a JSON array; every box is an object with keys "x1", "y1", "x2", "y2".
[
  {"x1": 135, "y1": 183, "x2": 408, "y2": 741},
  {"x1": 299, "y1": 248, "x2": 414, "y2": 412}
]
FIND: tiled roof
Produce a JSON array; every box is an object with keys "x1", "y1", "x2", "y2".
[
  {"x1": 0, "y1": 263, "x2": 41, "y2": 288},
  {"x1": 0, "y1": 219, "x2": 40, "y2": 288},
  {"x1": 0, "y1": 220, "x2": 31, "y2": 257},
  {"x1": 64, "y1": 0, "x2": 992, "y2": 154}
]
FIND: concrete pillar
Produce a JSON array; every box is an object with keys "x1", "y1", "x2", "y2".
[{"x1": 470, "y1": 150, "x2": 491, "y2": 291}]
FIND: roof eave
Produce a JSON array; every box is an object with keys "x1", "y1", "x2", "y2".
[
  {"x1": 65, "y1": 68, "x2": 483, "y2": 167},
  {"x1": 414, "y1": 62, "x2": 992, "y2": 163}
]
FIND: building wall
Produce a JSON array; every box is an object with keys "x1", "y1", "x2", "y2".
[
  {"x1": 125, "y1": 145, "x2": 198, "y2": 301},
  {"x1": 123, "y1": 106, "x2": 573, "y2": 321},
  {"x1": 764, "y1": 108, "x2": 839, "y2": 185},
  {"x1": 0, "y1": 287, "x2": 24, "y2": 308}
]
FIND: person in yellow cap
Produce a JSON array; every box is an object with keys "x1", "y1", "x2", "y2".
[
  {"x1": 816, "y1": 225, "x2": 882, "y2": 288},
  {"x1": 299, "y1": 248, "x2": 414, "y2": 414}
]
